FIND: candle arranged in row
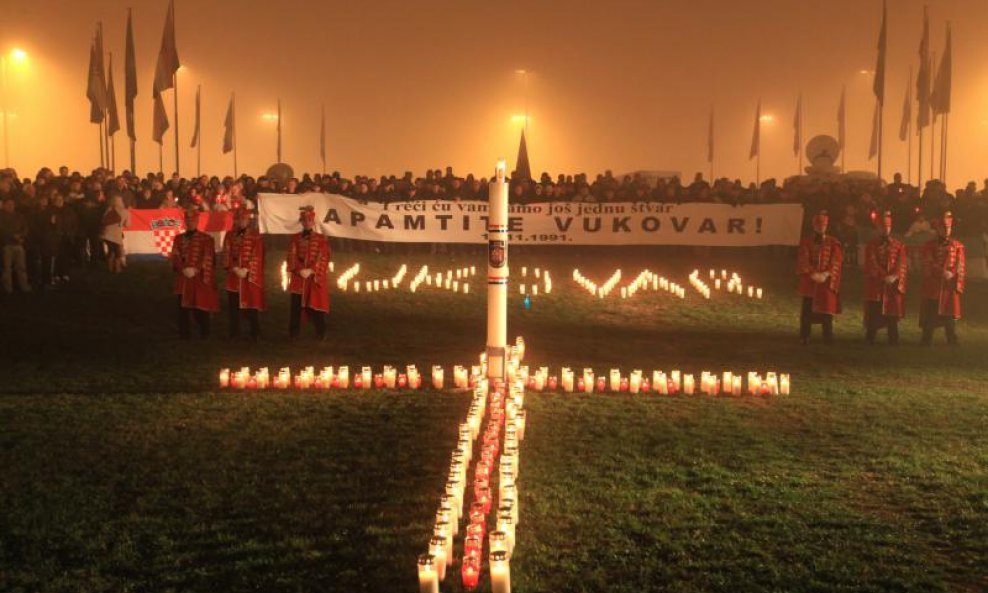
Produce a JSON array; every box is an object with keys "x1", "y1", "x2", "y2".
[
  {"x1": 620, "y1": 270, "x2": 686, "y2": 299},
  {"x1": 419, "y1": 340, "x2": 528, "y2": 593},
  {"x1": 520, "y1": 367, "x2": 791, "y2": 396},
  {"x1": 518, "y1": 269, "x2": 552, "y2": 296},
  {"x1": 335, "y1": 263, "x2": 362, "y2": 290},
  {"x1": 518, "y1": 268, "x2": 552, "y2": 297},
  {"x1": 218, "y1": 364, "x2": 447, "y2": 390},
  {"x1": 707, "y1": 269, "x2": 764, "y2": 299},
  {"x1": 409, "y1": 266, "x2": 475, "y2": 294},
  {"x1": 572, "y1": 268, "x2": 622, "y2": 298}
]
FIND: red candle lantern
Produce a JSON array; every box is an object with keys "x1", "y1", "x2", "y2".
[
  {"x1": 577, "y1": 377, "x2": 586, "y2": 392},
  {"x1": 527, "y1": 377, "x2": 537, "y2": 390},
  {"x1": 330, "y1": 376, "x2": 340, "y2": 389},
  {"x1": 397, "y1": 374, "x2": 408, "y2": 388},
  {"x1": 373, "y1": 374, "x2": 384, "y2": 389},
  {"x1": 461, "y1": 556, "x2": 480, "y2": 590},
  {"x1": 668, "y1": 379, "x2": 676, "y2": 395},
  {"x1": 619, "y1": 377, "x2": 629, "y2": 392},
  {"x1": 247, "y1": 377, "x2": 258, "y2": 390},
  {"x1": 547, "y1": 376, "x2": 559, "y2": 391},
  {"x1": 641, "y1": 378, "x2": 651, "y2": 392},
  {"x1": 595, "y1": 377, "x2": 606, "y2": 392},
  {"x1": 353, "y1": 375, "x2": 363, "y2": 389}
]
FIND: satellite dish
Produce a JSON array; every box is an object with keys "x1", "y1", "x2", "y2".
[
  {"x1": 805, "y1": 135, "x2": 840, "y2": 166},
  {"x1": 265, "y1": 162, "x2": 295, "y2": 183}
]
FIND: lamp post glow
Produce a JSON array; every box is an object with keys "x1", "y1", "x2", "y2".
[
  {"x1": 487, "y1": 159, "x2": 509, "y2": 381},
  {"x1": 2, "y1": 48, "x2": 28, "y2": 169}
]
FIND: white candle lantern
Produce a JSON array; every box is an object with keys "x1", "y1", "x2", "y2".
[
  {"x1": 490, "y1": 550, "x2": 511, "y2": 593},
  {"x1": 417, "y1": 554, "x2": 439, "y2": 593}
]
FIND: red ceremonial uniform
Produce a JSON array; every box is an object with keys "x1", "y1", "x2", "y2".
[
  {"x1": 171, "y1": 230, "x2": 220, "y2": 311},
  {"x1": 920, "y1": 237, "x2": 965, "y2": 319},
  {"x1": 864, "y1": 236, "x2": 908, "y2": 318},
  {"x1": 288, "y1": 231, "x2": 331, "y2": 313},
  {"x1": 796, "y1": 235, "x2": 843, "y2": 315},
  {"x1": 223, "y1": 228, "x2": 266, "y2": 310}
]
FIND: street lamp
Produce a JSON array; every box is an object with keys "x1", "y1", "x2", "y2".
[{"x1": 2, "y1": 47, "x2": 30, "y2": 168}]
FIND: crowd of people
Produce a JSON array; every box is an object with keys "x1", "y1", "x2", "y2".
[{"x1": 1, "y1": 164, "x2": 987, "y2": 294}]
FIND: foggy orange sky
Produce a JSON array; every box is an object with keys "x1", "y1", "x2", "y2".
[{"x1": 4, "y1": 0, "x2": 988, "y2": 188}]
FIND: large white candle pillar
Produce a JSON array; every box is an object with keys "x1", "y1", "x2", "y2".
[{"x1": 487, "y1": 158, "x2": 509, "y2": 381}]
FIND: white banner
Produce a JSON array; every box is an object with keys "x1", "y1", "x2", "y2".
[{"x1": 258, "y1": 193, "x2": 804, "y2": 246}]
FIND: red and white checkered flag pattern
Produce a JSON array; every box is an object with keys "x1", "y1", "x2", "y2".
[{"x1": 153, "y1": 228, "x2": 180, "y2": 256}]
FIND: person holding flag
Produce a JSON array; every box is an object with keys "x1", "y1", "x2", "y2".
[
  {"x1": 170, "y1": 206, "x2": 218, "y2": 339},
  {"x1": 287, "y1": 206, "x2": 330, "y2": 340},
  {"x1": 863, "y1": 210, "x2": 907, "y2": 345},
  {"x1": 920, "y1": 211, "x2": 965, "y2": 346},
  {"x1": 222, "y1": 207, "x2": 264, "y2": 340},
  {"x1": 796, "y1": 210, "x2": 843, "y2": 345}
]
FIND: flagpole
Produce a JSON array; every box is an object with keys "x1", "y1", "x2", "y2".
[
  {"x1": 130, "y1": 138, "x2": 136, "y2": 175},
  {"x1": 158, "y1": 144, "x2": 163, "y2": 174},
  {"x1": 196, "y1": 84, "x2": 201, "y2": 178},
  {"x1": 877, "y1": 102, "x2": 884, "y2": 181},
  {"x1": 110, "y1": 133, "x2": 116, "y2": 173},
  {"x1": 930, "y1": 113, "x2": 936, "y2": 181},
  {"x1": 104, "y1": 109, "x2": 111, "y2": 170},
  {"x1": 907, "y1": 109, "x2": 912, "y2": 186},
  {"x1": 232, "y1": 93, "x2": 238, "y2": 178},
  {"x1": 173, "y1": 72, "x2": 180, "y2": 176},
  {"x1": 918, "y1": 115, "x2": 924, "y2": 190},
  {"x1": 97, "y1": 122, "x2": 105, "y2": 169},
  {"x1": 277, "y1": 98, "x2": 282, "y2": 163},
  {"x1": 940, "y1": 113, "x2": 948, "y2": 183},
  {"x1": 321, "y1": 103, "x2": 326, "y2": 176},
  {"x1": 98, "y1": 118, "x2": 106, "y2": 169}
]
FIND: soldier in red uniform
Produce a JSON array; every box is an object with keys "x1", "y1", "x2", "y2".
[
  {"x1": 796, "y1": 210, "x2": 843, "y2": 344},
  {"x1": 170, "y1": 207, "x2": 219, "y2": 339},
  {"x1": 222, "y1": 208, "x2": 265, "y2": 340},
  {"x1": 863, "y1": 210, "x2": 907, "y2": 345},
  {"x1": 288, "y1": 206, "x2": 331, "y2": 339},
  {"x1": 920, "y1": 211, "x2": 965, "y2": 345}
]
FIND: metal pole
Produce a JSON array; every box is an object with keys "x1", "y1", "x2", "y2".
[
  {"x1": 173, "y1": 72, "x2": 180, "y2": 176},
  {"x1": 1, "y1": 57, "x2": 8, "y2": 169}
]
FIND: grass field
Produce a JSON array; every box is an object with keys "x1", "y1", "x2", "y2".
[{"x1": 1, "y1": 244, "x2": 986, "y2": 592}]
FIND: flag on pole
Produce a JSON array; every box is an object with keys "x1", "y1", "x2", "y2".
[
  {"x1": 749, "y1": 100, "x2": 761, "y2": 159},
  {"x1": 93, "y1": 24, "x2": 109, "y2": 112},
  {"x1": 106, "y1": 54, "x2": 121, "y2": 136},
  {"x1": 837, "y1": 85, "x2": 846, "y2": 151},
  {"x1": 707, "y1": 107, "x2": 714, "y2": 164},
  {"x1": 899, "y1": 70, "x2": 912, "y2": 141},
  {"x1": 930, "y1": 23, "x2": 952, "y2": 115},
  {"x1": 152, "y1": 92, "x2": 169, "y2": 144},
  {"x1": 869, "y1": 101, "x2": 880, "y2": 159},
  {"x1": 873, "y1": 0, "x2": 888, "y2": 104},
  {"x1": 153, "y1": 0, "x2": 180, "y2": 97},
  {"x1": 916, "y1": 6, "x2": 931, "y2": 129},
  {"x1": 793, "y1": 94, "x2": 802, "y2": 157},
  {"x1": 125, "y1": 8, "x2": 138, "y2": 141},
  {"x1": 86, "y1": 42, "x2": 105, "y2": 123},
  {"x1": 190, "y1": 85, "x2": 201, "y2": 147},
  {"x1": 223, "y1": 94, "x2": 236, "y2": 154}
]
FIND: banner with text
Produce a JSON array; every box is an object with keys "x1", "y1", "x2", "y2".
[{"x1": 258, "y1": 193, "x2": 804, "y2": 246}]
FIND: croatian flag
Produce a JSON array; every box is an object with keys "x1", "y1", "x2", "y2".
[{"x1": 124, "y1": 208, "x2": 232, "y2": 257}]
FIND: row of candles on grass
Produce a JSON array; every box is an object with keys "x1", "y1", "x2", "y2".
[
  {"x1": 279, "y1": 260, "x2": 338, "y2": 291},
  {"x1": 409, "y1": 265, "x2": 477, "y2": 294},
  {"x1": 419, "y1": 343, "x2": 528, "y2": 593},
  {"x1": 218, "y1": 340, "x2": 528, "y2": 392},
  {"x1": 705, "y1": 269, "x2": 764, "y2": 299},
  {"x1": 620, "y1": 270, "x2": 686, "y2": 300},
  {"x1": 572, "y1": 268, "x2": 622, "y2": 298},
  {"x1": 523, "y1": 367, "x2": 790, "y2": 396}
]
